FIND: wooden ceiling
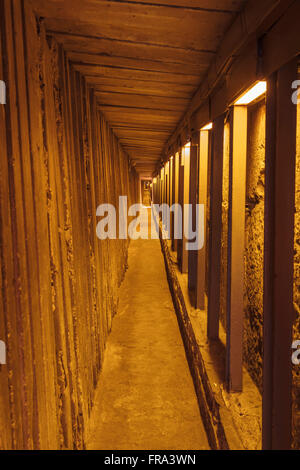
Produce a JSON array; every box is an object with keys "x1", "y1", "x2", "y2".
[{"x1": 30, "y1": 0, "x2": 247, "y2": 175}]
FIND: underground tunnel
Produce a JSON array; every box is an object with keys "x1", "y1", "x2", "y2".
[{"x1": 0, "y1": 0, "x2": 300, "y2": 452}]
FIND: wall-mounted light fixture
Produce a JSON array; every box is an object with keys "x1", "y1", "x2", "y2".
[
  {"x1": 201, "y1": 122, "x2": 213, "y2": 131},
  {"x1": 234, "y1": 81, "x2": 267, "y2": 105}
]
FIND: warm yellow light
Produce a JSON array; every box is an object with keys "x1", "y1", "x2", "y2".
[
  {"x1": 153, "y1": 177, "x2": 157, "y2": 184},
  {"x1": 184, "y1": 142, "x2": 191, "y2": 148},
  {"x1": 201, "y1": 122, "x2": 213, "y2": 130},
  {"x1": 170, "y1": 156, "x2": 173, "y2": 160},
  {"x1": 234, "y1": 81, "x2": 267, "y2": 105},
  {"x1": 182, "y1": 145, "x2": 190, "y2": 164}
]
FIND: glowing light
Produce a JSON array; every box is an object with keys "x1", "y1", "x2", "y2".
[
  {"x1": 234, "y1": 81, "x2": 267, "y2": 105},
  {"x1": 201, "y1": 122, "x2": 213, "y2": 131},
  {"x1": 184, "y1": 142, "x2": 191, "y2": 148},
  {"x1": 153, "y1": 177, "x2": 157, "y2": 184}
]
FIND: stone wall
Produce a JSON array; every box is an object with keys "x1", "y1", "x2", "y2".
[
  {"x1": 0, "y1": 0, "x2": 138, "y2": 449},
  {"x1": 243, "y1": 100, "x2": 266, "y2": 392},
  {"x1": 220, "y1": 121, "x2": 230, "y2": 329}
]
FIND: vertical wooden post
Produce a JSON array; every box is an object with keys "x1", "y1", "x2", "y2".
[
  {"x1": 161, "y1": 167, "x2": 164, "y2": 205},
  {"x1": 188, "y1": 133, "x2": 199, "y2": 292},
  {"x1": 165, "y1": 175, "x2": 168, "y2": 208},
  {"x1": 160, "y1": 170, "x2": 163, "y2": 204},
  {"x1": 164, "y1": 162, "x2": 168, "y2": 207},
  {"x1": 226, "y1": 105, "x2": 247, "y2": 392},
  {"x1": 163, "y1": 167, "x2": 166, "y2": 204},
  {"x1": 182, "y1": 145, "x2": 190, "y2": 273},
  {"x1": 169, "y1": 156, "x2": 173, "y2": 208},
  {"x1": 196, "y1": 129, "x2": 209, "y2": 309},
  {"x1": 166, "y1": 161, "x2": 170, "y2": 208},
  {"x1": 262, "y1": 59, "x2": 297, "y2": 450},
  {"x1": 207, "y1": 115, "x2": 224, "y2": 339},
  {"x1": 178, "y1": 160, "x2": 185, "y2": 268}
]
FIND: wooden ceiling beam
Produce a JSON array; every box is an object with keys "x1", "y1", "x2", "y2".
[
  {"x1": 30, "y1": 0, "x2": 236, "y2": 51},
  {"x1": 73, "y1": 64, "x2": 200, "y2": 85},
  {"x1": 95, "y1": 92, "x2": 189, "y2": 112},
  {"x1": 110, "y1": 123, "x2": 174, "y2": 131},
  {"x1": 50, "y1": 32, "x2": 215, "y2": 66},
  {"x1": 100, "y1": 0, "x2": 245, "y2": 13},
  {"x1": 90, "y1": 79, "x2": 195, "y2": 98},
  {"x1": 120, "y1": 142, "x2": 166, "y2": 148},
  {"x1": 68, "y1": 52, "x2": 206, "y2": 76}
]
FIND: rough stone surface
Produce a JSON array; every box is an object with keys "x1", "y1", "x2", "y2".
[
  {"x1": 293, "y1": 99, "x2": 300, "y2": 449},
  {"x1": 243, "y1": 101, "x2": 265, "y2": 392}
]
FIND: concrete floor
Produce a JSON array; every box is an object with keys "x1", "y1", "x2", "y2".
[{"x1": 87, "y1": 221, "x2": 209, "y2": 450}]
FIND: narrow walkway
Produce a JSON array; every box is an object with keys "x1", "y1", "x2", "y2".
[{"x1": 87, "y1": 217, "x2": 209, "y2": 450}]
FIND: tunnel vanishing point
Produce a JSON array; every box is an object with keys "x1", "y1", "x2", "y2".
[{"x1": 0, "y1": 0, "x2": 300, "y2": 451}]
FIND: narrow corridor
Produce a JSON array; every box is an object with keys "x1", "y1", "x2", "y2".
[
  {"x1": 1, "y1": 0, "x2": 300, "y2": 451},
  {"x1": 87, "y1": 221, "x2": 209, "y2": 450}
]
